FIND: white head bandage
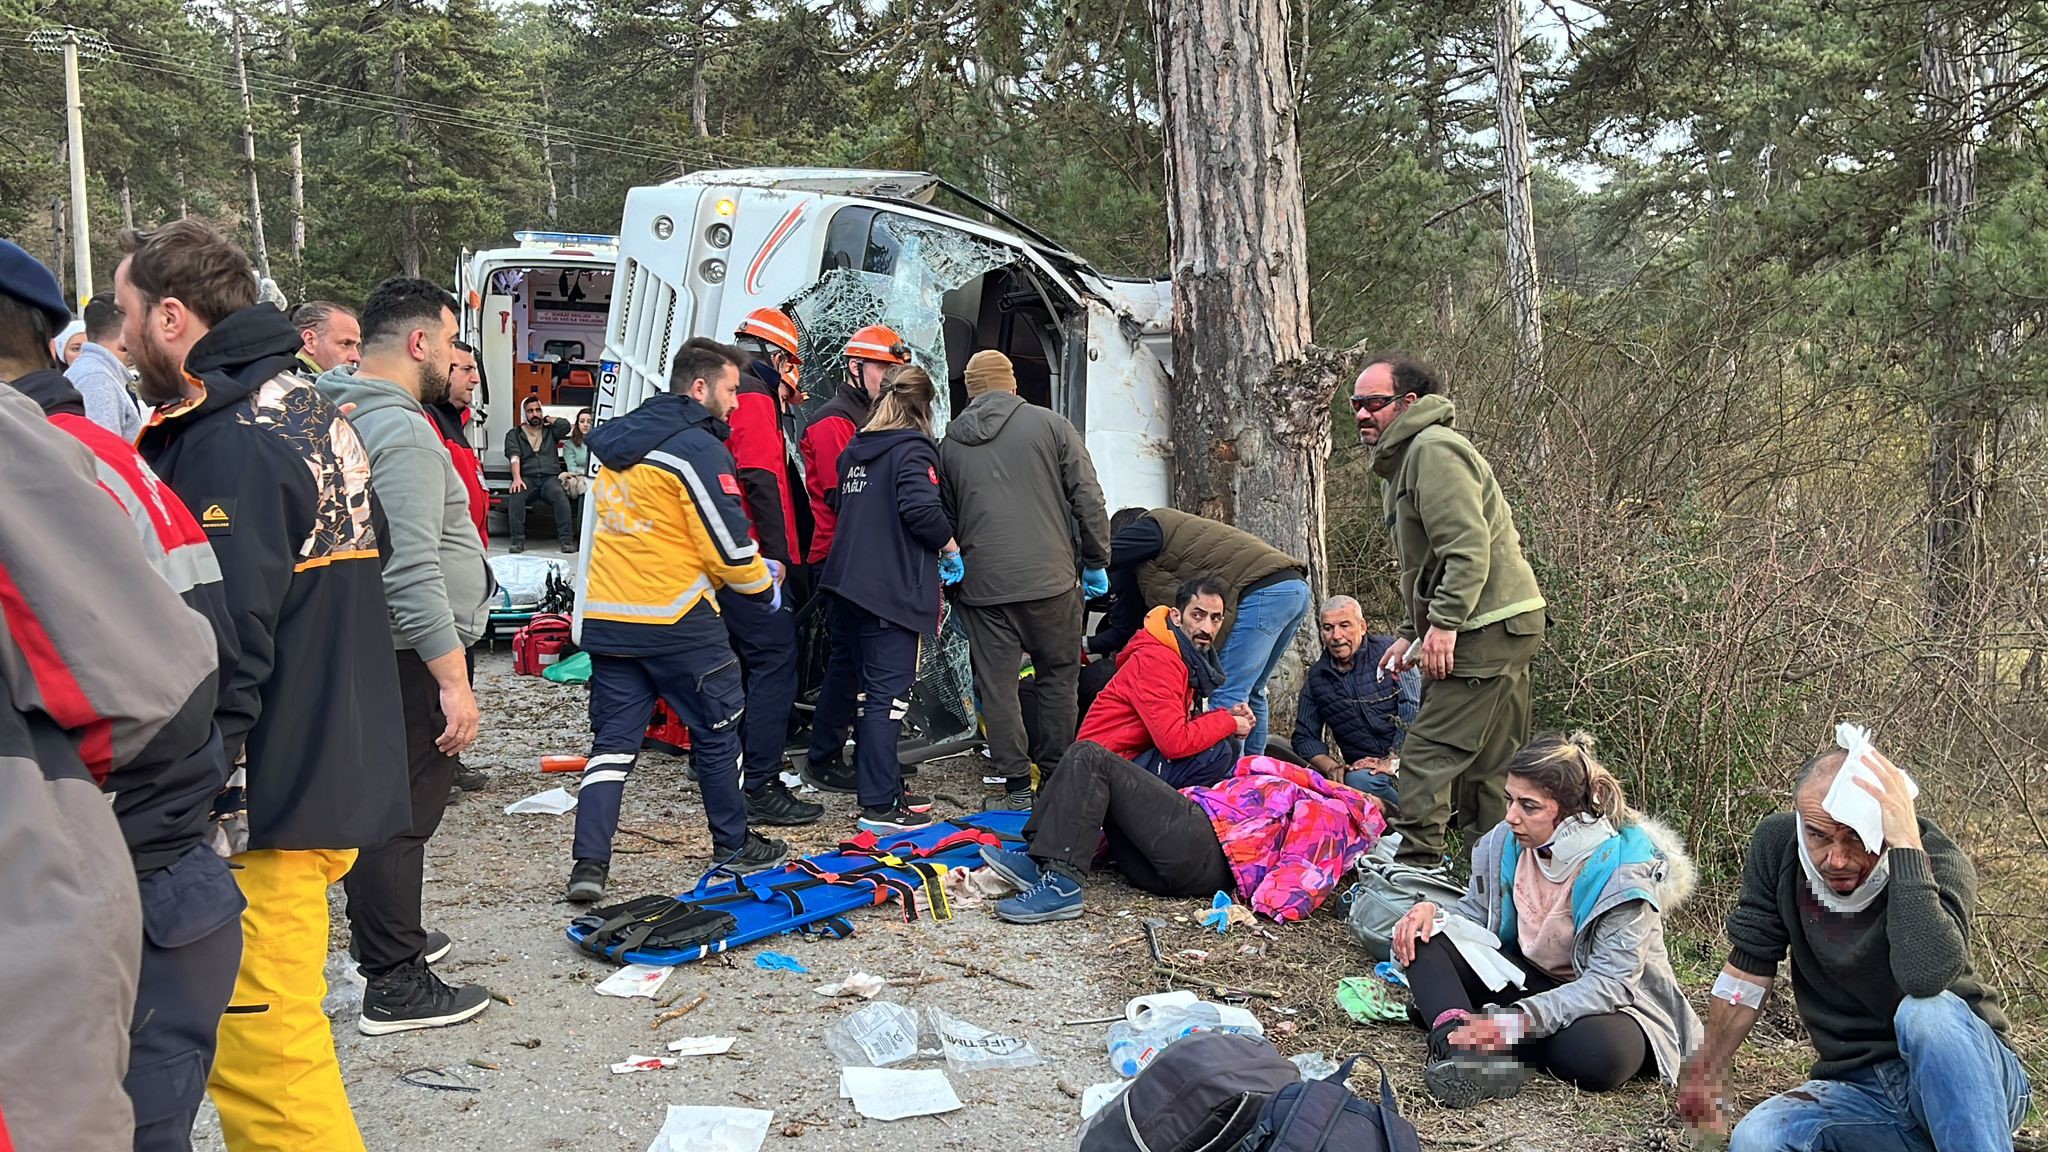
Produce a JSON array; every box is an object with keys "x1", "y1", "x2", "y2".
[{"x1": 1710, "y1": 971, "x2": 1769, "y2": 1009}]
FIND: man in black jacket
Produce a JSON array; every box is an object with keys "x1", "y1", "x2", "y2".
[
  {"x1": 123, "y1": 219, "x2": 408, "y2": 1151},
  {"x1": 940, "y1": 350, "x2": 1109, "y2": 807},
  {"x1": 505, "y1": 394, "x2": 576, "y2": 553}
]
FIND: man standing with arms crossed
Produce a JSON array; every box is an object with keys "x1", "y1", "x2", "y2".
[
  {"x1": 1353, "y1": 353, "x2": 1545, "y2": 868},
  {"x1": 316, "y1": 278, "x2": 494, "y2": 1035},
  {"x1": 940, "y1": 349, "x2": 1110, "y2": 807},
  {"x1": 123, "y1": 220, "x2": 408, "y2": 1151}
]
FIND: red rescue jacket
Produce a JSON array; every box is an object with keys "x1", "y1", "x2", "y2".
[
  {"x1": 798, "y1": 379, "x2": 873, "y2": 564},
  {"x1": 429, "y1": 402, "x2": 490, "y2": 548},
  {"x1": 729, "y1": 359, "x2": 806, "y2": 565}
]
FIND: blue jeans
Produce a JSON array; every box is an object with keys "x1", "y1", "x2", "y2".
[
  {"x1": 1730, "y1": 993, "x2": 2031, "y2": 1152},
  {"x1": 1211, "y1": 578, "x2": 1312, "y2": 757},
  {"x1": 1343, "y1": 767, "x2": 1401, "y2": 813}
]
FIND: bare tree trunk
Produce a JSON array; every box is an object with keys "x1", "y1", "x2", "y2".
[
  {"x1": 393, "y1": 42, "x2": 420, "y2": 278},
  {"x1": 1494, "y1": 0, "x2": 1542, "y2": 402},
  {"x1": 50, "y1": 196, "x2": 67, "y2": 300},
  {"x1": 283, "y1": 0, "x2": 306, "y2": 266},
  {"x1": 540, "y1": 75, "x2": 560, "y2": 225},
  {"x1": 116, "y1": 169, "x2": 134, "y2": 231},
  {"x1": 1149, "y1": 0, "x2": 1328, "y2": 593},
  {"x1": 165, "y1": 39, "x2": 189, "y2": 220},
  {"x1": 690, "y1": 3, "x2": 711, "y2": 140},
  {"x1": 1923, "y1": 8, "x2": 1980, "y2": 627},
  {"x1": 231, "y1": 6, "x2": 272, "y2": 279}
]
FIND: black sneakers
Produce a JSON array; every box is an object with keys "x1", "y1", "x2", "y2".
[
  {"x1": 451, "y1": 766, "x2": 491, "y2": 794},
  {"x1": 746, "y1": 779, "x2": 825, "y2": 826},
  {"x1": 723, "y1": 831, "x2": 789, "y2": 874},
  {"x1": 799, "y1": 755, "x2": 858, "y2": 794},
  {"x1": 349, "y1": 930, "x2": 452, "y2": 967},
  {"x1": 858, "y1": 803, "x2": 933, "y2": 834},
  {"x1": 358, "y1": 960, "x2": 492, "y2": 1036},
  {"x1": 565, "y1": 859, "x2": 609, "y2": 904}
]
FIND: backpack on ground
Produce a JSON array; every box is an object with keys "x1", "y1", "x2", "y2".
[
  {"x1": 1344, "y1": 855, "x2": 1466, "y2": 961},
  {"x1": 1240, "y1": 1054, "x2": 1423, "y2": 1152},
  {"x1": 568, "y1": 894, "x2": 738, "y2": 963},
  {"x1": 512, "y1": 612, "x2": 575, "y2": 676},
  {"x1": 1079, "y1": 1032, "x2": 1298, "y2": 1152}
]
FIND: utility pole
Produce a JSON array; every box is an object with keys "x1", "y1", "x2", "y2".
[
  {"x1": 29, "y1": 27, "x2": 107, "y2": 306},
  {"x1": 231, "y1": 5, "x2": 273, "y2": 279}
]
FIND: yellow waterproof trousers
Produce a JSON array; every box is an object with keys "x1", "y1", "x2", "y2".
[{"x1": 207, "y1": 848, "x2": 366, "y2": 1152}]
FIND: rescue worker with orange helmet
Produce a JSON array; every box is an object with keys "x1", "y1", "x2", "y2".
[
  {"x1": 796, "y1": 322, "x2": 912, "y2": 793},
  {"x1": 721, "y1": 307, "x2": 824, "y2": 828}
]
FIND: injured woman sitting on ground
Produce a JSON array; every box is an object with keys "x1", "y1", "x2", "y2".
[{"x1": 1389, "y1": 732, "x2": 1702, "y2": 1108}]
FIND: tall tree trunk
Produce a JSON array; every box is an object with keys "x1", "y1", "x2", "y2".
[
  {"x1": 116, "y1": 169, "x2": 134, "y2": 231},
  {"x1": 231, "y1": 6, "x2": 272, "y2": 279},
  {"x1": 1923, "y1": 9, "x2": 1980, "y2": 627},
  {"x1": 50, "y1": 196, "x2": 67, "y2": 300},
  {"x1": 283, "y1": 0, "x2": 306, "y2": 266},
  {"x1": 393, "y1": 42, "x2": 420, "y2": 278},
  {"x1": 1494, "y1": 0, "x2": 1542, "y2": 402},
  {"x1": 166, "y1": 39, "x2": 189, "y2": 219},
  {"x1": 540, "y1": 75, "x2": 560, "y2": 224},
  {"x1": 690, "y1": 3, "x2": 711, "y2": 140},
  {"x1": 1149, "y1": 0, "x2": 1328, "y2": 592}
]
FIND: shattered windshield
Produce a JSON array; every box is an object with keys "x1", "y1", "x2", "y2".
[{"x1": 788, "y1": 214, "x2": 1015, "y2": 748}]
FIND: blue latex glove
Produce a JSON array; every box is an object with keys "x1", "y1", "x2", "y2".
[
  {"x1": 939, "y1": 551, "x2": 964, "y2": 586},
  {"x1": 1082, "y1": 567, "x2": 1109, "y2": 599},
  {"x1": 1199, "y1": 891, "x2": 1236, "y2": 934},
  {"x1": 764, "y1": 558, "x2": 785, "y2": 612},
  {"x1": 754, "y1": 952, "x2": 809, "y2": 973}
]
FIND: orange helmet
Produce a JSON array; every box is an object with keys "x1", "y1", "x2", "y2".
[
  {"x1": 844, "y1": 323, "x2": 911, "y2": 365},
  {"x1": 735, "y1": 307, "x2": 803, "y2": 364}
]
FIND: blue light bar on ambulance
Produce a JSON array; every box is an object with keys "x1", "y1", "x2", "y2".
[{"x1": 512, "y1": 230, "x2": 620, "y2": 254}]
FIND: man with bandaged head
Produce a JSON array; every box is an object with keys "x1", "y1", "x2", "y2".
[{"x1": 1678, "y1": 728, "x2": 2030, "y2": 1150}]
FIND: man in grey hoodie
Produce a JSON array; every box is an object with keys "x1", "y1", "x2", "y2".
[
  {"x1": 939, "y1": 350, "x2": 1110, "y2": 807},
  {"x1": 316, "y1": 277, "x2": 494, "y2": 1036}
]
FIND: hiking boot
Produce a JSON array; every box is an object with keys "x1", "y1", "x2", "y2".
[
  {"x1": 987, "y1": 788, "x2": 1034, "y2": 811},
  {"x1": 560, "y1": 540, "x2": 578, "y2": 553},
  {"x1": 452, "y1": 766, "x2": 491, "y2": 794},
  {"x1": 350, "y1": 930, "x2": 452, "y2": 968},
  {"x1": 723, "y1": 831, "x2": 789, "y2": 874},
  {"x1": 1426, "y1": 1011, "x2": 1471, "y2": 1062},
  {"x1": 1423, "y1": 1051, "x2": 1526, "y2": 1109},
  {"x1": 565, "y1": 859, "x2": 609, "y2": 904},
  {"x1": 858, "y1": 803, "x2": 933, "y2": 835},
  {"x1": 994, "y1": 870, "x2": 1083, "y2": 924},
  {"x1": 799, "y1": 755, "x2": 858, "y2": 794},
  {"x1": 358, "y1": 960, "x2": 491, "y2": 1036},
  {"x1": 901, "y1": 788, "x2": 934, "y2": 815},
  {"x1": 747, "y1": 779, "x2": 825, "y2": 826},
  {"x1": 978, "y1": 846, "x2": 1041, "y2": 892},
  {"x1": 509, "y1": 541, "x2": 526, "y2": 554}
]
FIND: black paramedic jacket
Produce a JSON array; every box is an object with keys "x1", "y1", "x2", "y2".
[
  {"x1": 136, "y1": 304, "x2": 410, "y2": 852},
  {"x1": 819, "y1": 427, "x2": 955, "y2": 636}
]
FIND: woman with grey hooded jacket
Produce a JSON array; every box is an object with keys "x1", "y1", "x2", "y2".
[{"x1": 1389, "y1": 732, "x2": 1702, "y2": 1108}]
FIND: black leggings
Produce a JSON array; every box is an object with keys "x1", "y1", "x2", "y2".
[
  {"x1": 1407, "y1": 934, "x2": 1651, "y2": 1093},
  {"x1": 1021, "y1": 741, "x2": 1233, "y2": 897}
]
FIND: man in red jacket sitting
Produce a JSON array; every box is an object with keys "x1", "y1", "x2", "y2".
[{"x1": 985, "y1": 575, "x2": 1252, "y2": 922}]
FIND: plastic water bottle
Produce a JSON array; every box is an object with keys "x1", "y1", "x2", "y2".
[{"x1": 1106, "y1": 1004, "x2": 1264, "y2": 1076}]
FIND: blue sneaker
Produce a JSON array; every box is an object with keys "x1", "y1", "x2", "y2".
[
  {"x1": 979, "y1": 846, "x2": 1041, "y2": 892},
  {"x1": 994, "y1": 870, "x2": 1083, "y2": 924}
]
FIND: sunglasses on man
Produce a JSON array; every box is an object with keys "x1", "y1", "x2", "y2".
[{"x1": 1351, "y1": 393, "x2": 1400, "y2": 413}]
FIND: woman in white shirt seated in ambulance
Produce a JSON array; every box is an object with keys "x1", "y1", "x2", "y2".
[{"x1": 1389, "y1": 733, "x2": 1702, "y2": 1108}]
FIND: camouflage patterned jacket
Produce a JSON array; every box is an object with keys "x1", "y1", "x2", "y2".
[{"x1": 138, "y1": 304, "x2": 409, "y2": 851}]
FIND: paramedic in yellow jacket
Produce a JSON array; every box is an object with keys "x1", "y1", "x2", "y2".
[{"x1": 565, "y1": 338, "x2": 791, "y2": 905}]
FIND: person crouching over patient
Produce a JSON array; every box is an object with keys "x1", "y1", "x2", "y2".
[{"x1": 1389, "y1": 732, "x2": 1700, "y2": 1108}]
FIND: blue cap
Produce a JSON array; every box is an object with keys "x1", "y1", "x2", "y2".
[{"x1": 0, "y1": 240, "x2": 74, "y2": 334}]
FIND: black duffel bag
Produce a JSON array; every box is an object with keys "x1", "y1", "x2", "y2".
[{"x1": 1080, "y1": 1032, "x2": 1298, "y2": 1152}]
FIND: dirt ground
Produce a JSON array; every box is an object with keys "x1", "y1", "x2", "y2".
[{"x1": 188, "y1": 648, "x2": 2044, "y2": 1152}]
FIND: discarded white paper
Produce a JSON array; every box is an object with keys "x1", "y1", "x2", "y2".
[
  {"x1": 779, "y1": 769, "x2": 818, "y2": 794},
  {"x1": 504, "y1": 786, "x2": 577, "y2": 815},
  {"x1": 665, "y1": 1036, "x2": 738, "y2": 1056},
  {"x1": 595, "y1": 963, "x2": 674, "y2": 999},
  {"x1": 838, "y1": 1066, "x2": 963, "y2": 1121},
  {"x1": 643, "y1": 1105, "x2": 772, "y2": 1152},
  {"x1": 1080, "y1": 1080, "x2": 1128, "y2": 1121},
  {"x1": 813, "y1": 972, "x2": 888, "y2": 999},
  {"x1": 610, "y1": 1055, "x2": 679, "y2": 1074}
]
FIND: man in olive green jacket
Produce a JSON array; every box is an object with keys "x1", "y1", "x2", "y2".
[{"x1": 1353, "y1": 355, "x2": 1545, "y2": 866}]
